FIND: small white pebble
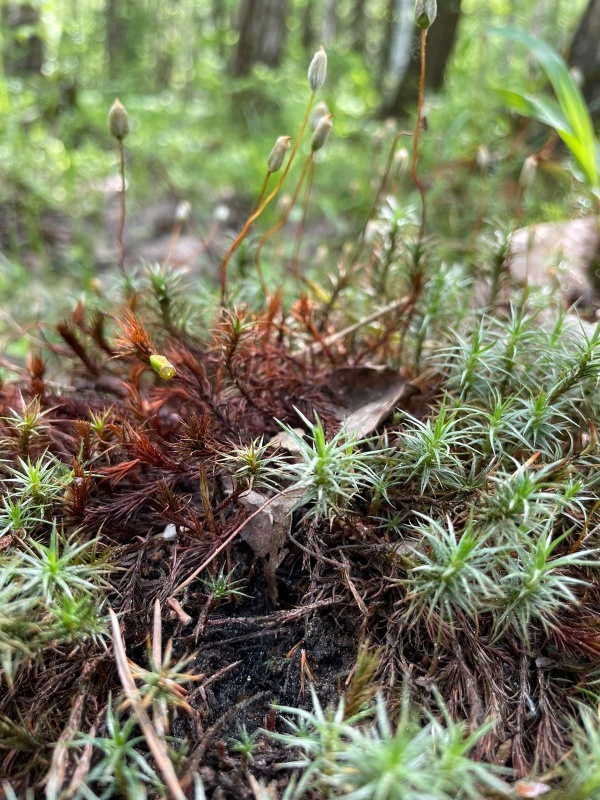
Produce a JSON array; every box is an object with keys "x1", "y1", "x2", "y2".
[
  {"x1": 162, "y1": 523, "x2": 178, "y2": 540},
  {"x1": 213, "y1": 204, "x2": 230, "y2": 222}
]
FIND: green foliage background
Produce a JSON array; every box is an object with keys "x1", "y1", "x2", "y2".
[{"x1": 0, "y1": 0, "x2": 592, "y2": 327}]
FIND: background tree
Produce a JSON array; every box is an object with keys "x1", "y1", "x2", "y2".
[
  {"x1": 2, "y1": 3, "x2": 44, "y2": 76},
  {"x1": 350, "y1": 0, "x2": 368, "y2": 55},
  {"x1": 232, "y1": 0, "x2": 289, "y2": 76},
  {"x1": 301, "y1": 0, "x2": 318, "y2": 51},
  {"x1": 379, "y1": 0, "x2": 463, "y2": 118},
  {"x1": 569, "y1": 0, "x2": 600, "y2": 120},
  {"x1": 322, "y1": 0, "x2": 338, "y2": 47}
]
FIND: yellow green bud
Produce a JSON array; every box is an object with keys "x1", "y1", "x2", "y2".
[
  {"x1": 308, "y1": 46, "x2": 327, "y2": 92},
  {"x1": 108, "y1": 98, "x2": 130, "y2": 141},
  {"x1": 415, "y1": 0, "x2": 437, "y2": 29},
  {"x1": 267, "y1": 136, "x2": 292, "y2": 173},
  {"x1": 149, "y1": 354, "x2": 176, "y2": 380}
]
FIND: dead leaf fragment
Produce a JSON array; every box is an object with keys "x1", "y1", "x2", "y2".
[
  {"x1": 328, "y1": 366, "x2": 419, "y2": 437},
  {"x1": 267, "y1": 427, "x2": 305, "y2": 455},
  {"x1": 515, "y1": 780, "x2": 551, "y2": 797},
  {"x1": 238, "y1": 489, "x2": 297, "y2": 602}
]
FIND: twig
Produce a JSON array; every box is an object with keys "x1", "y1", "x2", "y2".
[
  {"x1": 180, "y1": 691, "x2": 270, "y2": 789},
  {"x1": 62, "y1": 714, "x2": 102, "y2": 800},
  {"x1": 44, "y1": 687, "x2": 87, "y2": 799},
  {"x1": 203, "y1": 598, "x2": 341, "y2": 628},
  {"x1": 186, "y1": 660, "x2": 241, "y2": 704},
  {"x1": 297, "y1": 293, "x2": 414, "y2": 356},
  {"x1": 109, "y1": 609, "x2": 186, "y2": 800},
  {"x1": 152, "y1": 598, "x2": 167, "y2": 738},
  {"x1": 167, "y1": 596, "x2": 193, "y2": 625}
]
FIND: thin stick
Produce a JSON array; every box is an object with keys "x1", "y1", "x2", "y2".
[
  {"x1": 299, "y1": 293, "x2": 414, "y2": 356},
  {"x1": 411, "y1": 28, "x2": 428, "y2": 241},
  {"x1": 152, "y1": 598, "x2": 167, "y2": 738},
  {"x1": 180, "y1": 691, "x2": 270, "y2": 790},
  {"x1": 152, "y1": 597, "x2": 162, "y2": 670},
  {"x1": 45, "y1": 682, "x2": 88, "y2": 799},
  {"x1": 109, "y1": 610, "x2": 186, "y2": 800},
  {"x1": 63, "y1": 714, "x2": 102, "y2": 799},
  {"x1": 117, "y1": 140, "x2": 127, "y2": 276}
]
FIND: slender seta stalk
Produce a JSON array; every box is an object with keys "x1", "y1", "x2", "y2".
[
  {"x1": 255, "y1": 113, "x2": 332, "y2": 294},
  {"x1": 317, "y1": 128, "x2": 411, "y2": 331},
  {"x1": 411, "y1": 27, "x2": 428, "y2": 241},
  {"x1": 108, "y1": 99, "x2": 130, "y2": 278},
  {"x1": 220, "y1": 92, "x2": 316, "y2": 304},
  {"x1": 255, "y1": 152, "x2": 314, "y2": 295},
  {"x1": 117, "y1": 140, "x2": 126, "y2": 276},
  {"x1": 219, "y1": 44, "x2": 327, "y2": 304},
  {"x1": 252, "y1": 171, "x2": 271, "y2": 213},
  {"x1": 290, "y1": 156, "x2": 315, "y2": 276},
  {"x1": 348, "y1": 129, "x2": 412, "y2": 270}
]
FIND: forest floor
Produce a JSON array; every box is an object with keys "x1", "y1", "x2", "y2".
[{"x1": 2, "y1": 174, "x2": 600, "y2": 799}]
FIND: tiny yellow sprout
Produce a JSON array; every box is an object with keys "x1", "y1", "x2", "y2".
[{"x1": 149, "y1": 354, "x2": 176, "y2": 381}]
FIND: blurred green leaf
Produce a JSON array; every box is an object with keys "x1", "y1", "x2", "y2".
[{"x1": 490, "y1": 26, "x2": 599, "y2": 188}]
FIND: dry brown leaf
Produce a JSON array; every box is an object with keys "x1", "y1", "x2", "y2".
[
  {"x1": 328, "y1": 366, "x2": 419, "y2": 437},
  {"x1": 238, "y1": 489, "x2": 299, "y2": 602},
  {"x1": 267, "y1": 427, "x2": 305, "y2": 455}
]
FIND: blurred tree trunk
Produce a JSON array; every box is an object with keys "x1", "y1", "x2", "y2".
[
  {"x1": 232, "y1": 0, "x2": 288, "y2": 76},
  {"x1": 322, "y1": 0, "x2": 338, "y2": 46},
  {"x1": 385, "y1": 0, "x2": 413, "y2": 90},
  {"x1": 350, "y1": 0, "x2": 368, "y2": 54},
  {"x1": 211, "y1": 0, "x2": 228, "y2": 58},
  {"x1": 105, "y1": 0, "x2": 120, "y2": 79},
  {"x1": 379, "y1": 0, "x2": 462, "y2": 119},
  {"x1": 378, "y1": 0, "x2": 396, "y2": 91},
  {"x1": 211, "y1": 0, "x2": 226, "y2": 28},
  {"x1": 2, "y1": 4, "x2": 44, "y2": 76},
  {"x1": 155, "y1": 0, "x2": 178, "y2": 89},
  {"x1": 569, "y1": 0, "x2": 600, "y2": 119},
  {"x1": 301, "y1": 0, "x2": 317, "y2": 51}
]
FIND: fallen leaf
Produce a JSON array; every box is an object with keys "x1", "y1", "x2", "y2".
[
  {"x1": 267, "y1": 427, "x2": 305, "y2": 455},
  {"x1": 238, "y1": 489, "x2": 297, "y2": 603},
  {"x1": 327, "y1": 366, "x2": 419, "y2": 437},
  {"x1": 515, "y1": 780, "x2": 551, "y2": 797}
]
